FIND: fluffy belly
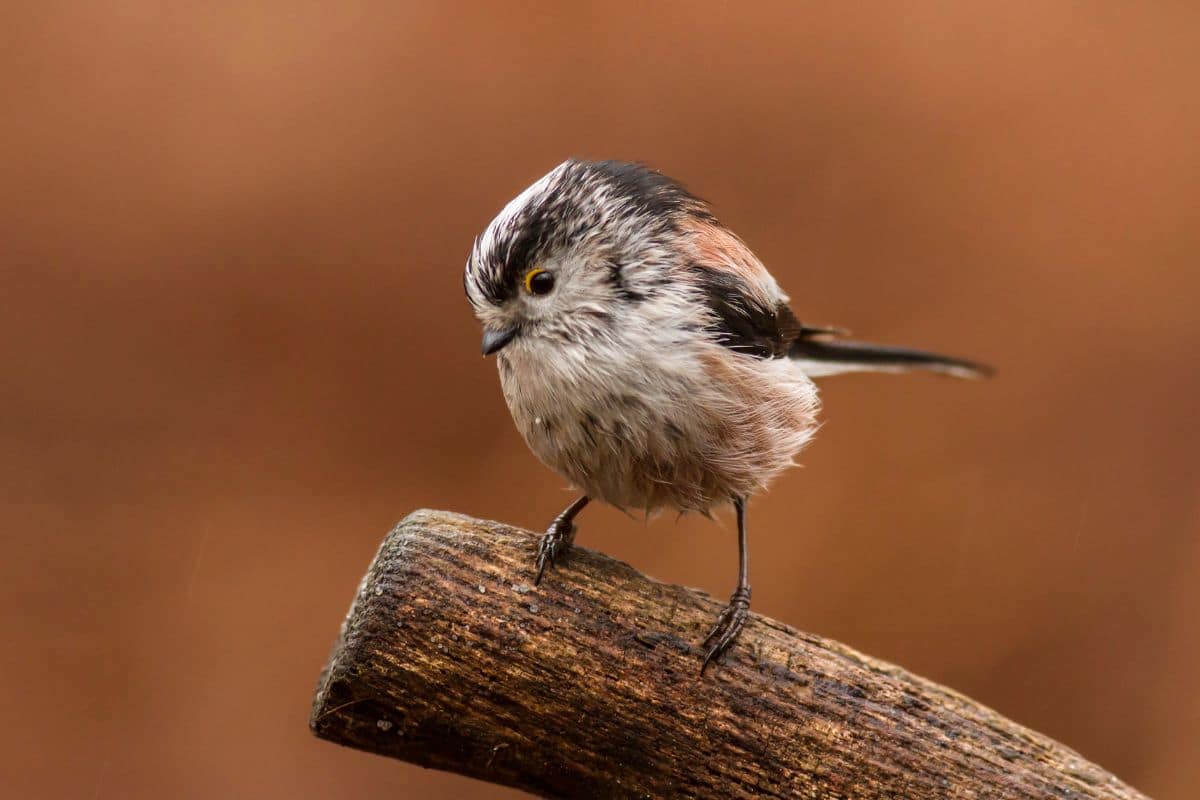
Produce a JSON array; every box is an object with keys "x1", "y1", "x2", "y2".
[{"x1": 498, "y1": 347, "x2": 820, "y2": 513}]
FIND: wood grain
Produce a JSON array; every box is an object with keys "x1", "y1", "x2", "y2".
[{"x1": 310, "y1": 510, "x2": 1147, "y2": 799}]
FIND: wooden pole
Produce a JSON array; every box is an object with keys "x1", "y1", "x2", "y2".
[{"x1": 309, "y1": 509, "x2": 1146, "y2": 799}]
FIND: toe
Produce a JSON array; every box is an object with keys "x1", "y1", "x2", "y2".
[{"x1": 699, "y1": 603, "x2": 749, "y2": 674}]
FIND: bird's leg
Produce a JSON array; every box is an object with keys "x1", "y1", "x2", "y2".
[
  {"x1": 701, "y1": 496, "x2": 752, "y2": 673},
  {"x1": 534, "y1": 495, "x2": 590, "y2": 585}
]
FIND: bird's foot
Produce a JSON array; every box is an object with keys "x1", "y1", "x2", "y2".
[
  {"x1": 534, "y1": 514, "x2": 578, "y2": 585},
  {"x1": 701, "y1": 586, "x2": 751, "y2": 674}
]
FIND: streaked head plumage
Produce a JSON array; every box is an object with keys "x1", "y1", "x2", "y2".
[{"x1": 464, "y1": 160, "x2": 716, "y2": 348}]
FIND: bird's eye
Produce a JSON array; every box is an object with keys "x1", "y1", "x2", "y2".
[{"x1": 524, "y1": 268, "x2": 555, "y2": 296}]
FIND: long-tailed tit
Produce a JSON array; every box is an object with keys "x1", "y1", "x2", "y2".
[{"x1": 464, "y1": 160, "x2": 988, "y2": 672}]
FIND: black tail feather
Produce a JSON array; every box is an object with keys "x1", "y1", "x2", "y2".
[{"x1": 790, "y1": 338, "x2": 992, "y2": 379}]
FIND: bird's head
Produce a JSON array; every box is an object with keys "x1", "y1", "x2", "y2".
[{"x1": 464, "y1": 159, "x2": 715, "y2": 356}]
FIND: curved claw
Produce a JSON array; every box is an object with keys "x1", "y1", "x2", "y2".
[
  {"x1": 534, "y1": 517, "x2": 577, "y2": 586},
  {"x1": 700, "y1": 586, "x2": 752, "y2": 674}
]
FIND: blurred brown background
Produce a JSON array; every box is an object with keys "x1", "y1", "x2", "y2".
[{"x1": 3, "y1": 2, "x2": 1198, "y2": 798}]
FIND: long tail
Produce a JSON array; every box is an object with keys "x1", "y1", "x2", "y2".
[{"x1": 790, "y1": 331, "x2": 991, "y2": 379}]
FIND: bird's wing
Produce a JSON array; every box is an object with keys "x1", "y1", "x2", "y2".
[
  {"x1": 689, "y1": 264, "x2": 802, "y2": 358},
  {"x1": 691, "y1": 263, "x2": 988, "y2": 376},
  {"x1": 693, "y1": 274, "x2": 990, "y2": 378},
  {"x1": 681, "y1": 216, "x2": 800, "y2": 358},
  {"x1": 681, "y1": 217, "x2": 989, "y2": 377}
]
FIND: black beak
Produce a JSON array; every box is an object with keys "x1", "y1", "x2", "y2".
[{"x1": 481, "y1": 327, "x2": 517, "y2": 356}]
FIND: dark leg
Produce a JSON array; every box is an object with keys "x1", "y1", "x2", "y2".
[
  {"x1": 701, "y1": 496, "x2": 752, "y2": 673},
  {"x1": 534, "y1": 495, "x2": 590, "y2": 585}
]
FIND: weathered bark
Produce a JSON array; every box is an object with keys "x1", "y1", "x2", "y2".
[{"x1": 310, "y1": 509, "x2": 1147, "y2": 799}]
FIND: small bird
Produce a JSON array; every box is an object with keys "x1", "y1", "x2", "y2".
[{"x1": 464, "y1": 160, "x2": 988, "y2": 672}]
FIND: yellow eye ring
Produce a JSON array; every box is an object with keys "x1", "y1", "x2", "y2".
[{"x1": 523, "y1": 268, "x2": 555, "y2": 295}]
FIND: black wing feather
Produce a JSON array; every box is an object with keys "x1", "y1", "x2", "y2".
[{"x1": 691, "y1": 266, "x2": 799, "y2": 358}]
